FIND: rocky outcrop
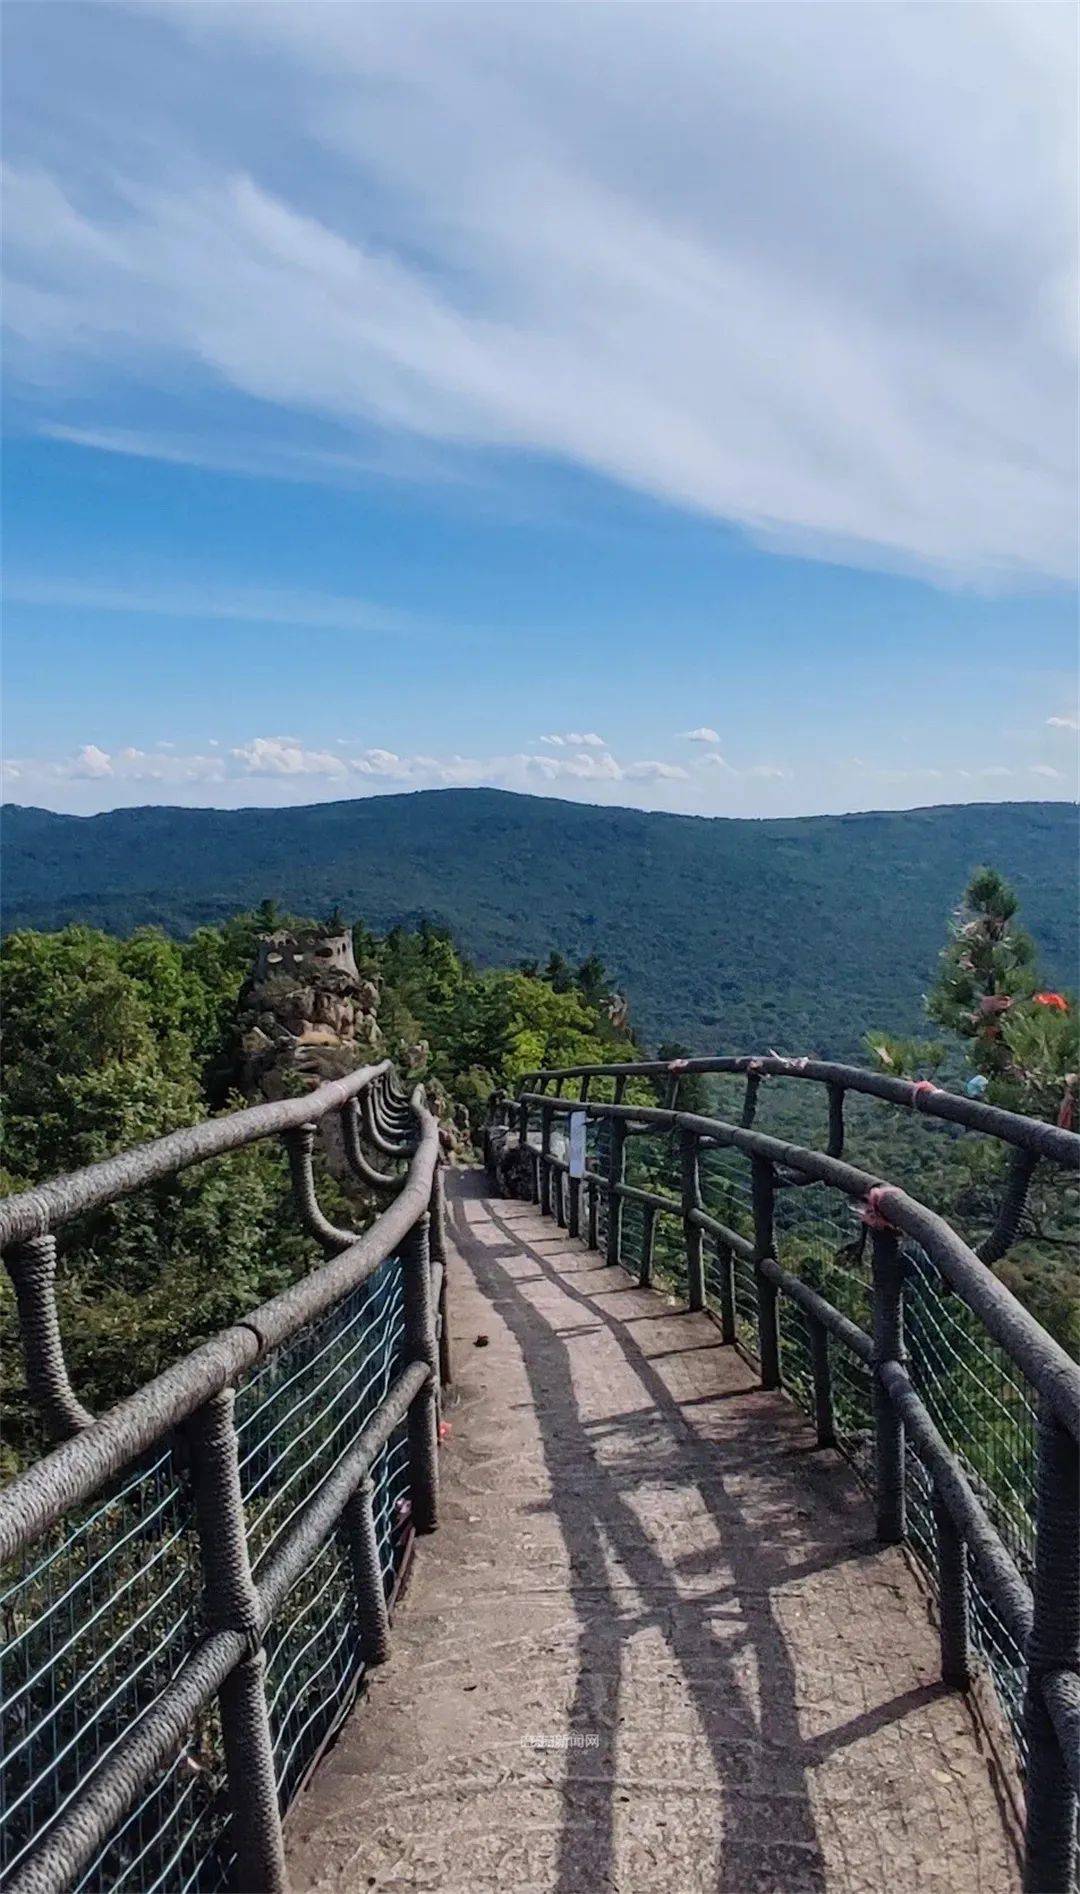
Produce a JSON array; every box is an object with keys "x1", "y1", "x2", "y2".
[{"x1": 236, "y1": 928, "x2": 381, "y2": 1099}]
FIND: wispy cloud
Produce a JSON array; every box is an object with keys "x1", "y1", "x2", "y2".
[
  {"x1": 538, "y1": 732, "x2": 606, "y2": 750},
  {"x1": 36, "y1": 422, "x2": 463, "y2": 493},
  {"x1": 683, "y1": 727, "x2": 721, "y2": 745},
  {"x1": 5, "y1": 577, "x2": 410, "y2": 635},
  {"x1": 3, "y1": 4, "x2": 1075, "y2": 584},
  {"x1": 1047, "y1": 715, "x2": 1079, "y2": 732}
]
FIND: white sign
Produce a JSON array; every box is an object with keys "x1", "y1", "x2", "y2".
[{"x1": 568, "y1": 1111, "x2": 587, "y2": 1179}]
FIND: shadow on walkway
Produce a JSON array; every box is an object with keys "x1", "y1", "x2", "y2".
[{"x1": 454, "y1": 1178, "x2": 839, "y2": 1891}]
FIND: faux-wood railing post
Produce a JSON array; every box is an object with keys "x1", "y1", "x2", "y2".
[
  {"x1": 808, "y1": 1314, "x2": 835, "y2": 1448},
  {"x1": 5, "y1": 1235, "x2": 94, "y2": 1440},
  {"x1": 933, "y1": 1491, "x2": 970, "y2": 1687},
  {"x1": 715, "y1": 1240, "x2": 736, "y2": 1343},
  {"x1": 340, "y1": 1475, "x2": 391, "y2": 1667},
  {"x1": 605, "y1": 1118, "x2": 627, "y2": 1267},
  {"x1": 826, "y1": 1081, "x2": 846, "y2": 1156},
  {"x1": 587, "y1": 1176, "x2": 599, "y2": 1250},
  {"x1": 429, "y1": 1163, "x2": 452, "y2": 1390},
  {"x1": 870, "y1": 1228, "x2": 906, "y2": 1545},
  {"x1": 539, "y1": 1104, "x2": 554, "y2": 1218},
  {"x1": 568, "y1": 1172, "x2": 582, "y2": 1239},
  {"x1": 1022, "y1": 1405, "x2": 1079, "y2": 1894},
  {"x1": 639, "y1": 1202, "x2": 657, "y2": 1288},
  {"x1": 402, "y1": 1214, "x2": 439, "y2": 1533},
  {"x1": 680, "y1": 1131, "x2": 705, "y2": 1311},
  {"x1": 187, "y1": 1389, "x2": 287, "y2": 1894},
  {"x1": 519, "y1": 1100, "x2": 539, "y2": 1203},
  {"x1": 751, "y1": 1156, "x2": 780, "y2": 1388}
]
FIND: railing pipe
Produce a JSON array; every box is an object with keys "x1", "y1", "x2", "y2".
[
  {"x1": 605, "y1": 1119, "x2": 627, "y2": 1267},
  {"x1": 639, "y1": 1201, "x2": 657, "y2": 1288},
  {"x1": 4, "y1": 1237, "x2": 94, "y2": 1441},
  {"x1": 283, "y1": 1123, "x2": 359, "y2": 1252},
  {"x1": 187, "y1": 1389, "x2": 287, "y2": 1894},
  {"x1": 362, "y1": 1085, "x2": 414, "y2": 1157},
  {"x1": 429, "y1": 1162, "x2": 452, "y2": 1389},
  {"x1": 0, "y1": 1062, "x2": 394, "y2": 1249},
  {"x1": 568, "y1": 1169, "x2": 582, "y2": 1239},
  {"x1": 750, "y1": 1155, "x2": 780, "y2": 1388},
  {"x1": 715, "y1": 1239, "x2": 736, "y2": 1343},
  {"x1": 933, "y1": 1490, "x2": 970, "y2": 1688},
  {"x1": 340, "y1": 1477, "x2": 392, "y2": 1666},
  {"x1": 539, "y1": 1104, "x2": 554, "y2": 1216},
  {"x1": 826, "y1": 1082, "x2": 845, "y2": 1157},
  {"x1": 870, "y1": 1227, "x2": 907, "y2": 1544},
  {"x1": 680, "y1": 1130, "x2": 705, "y2": 1311},
  {"x1": 513, "y1": 1055, "x2": 1080, "y2": 1166},
  {"x1": 1022, "y1": 1405, "x2": 1080, "y2": 1893},
  {"x1": 340, "y1": 1098, "x2": 400, "y2": 1189},
  {"x1": 401, "y1": 1215, "x2": 439, "y2": 1533},
  {"x1": 808, "y1": 1315, "x2": 835, "y2": 1448}
]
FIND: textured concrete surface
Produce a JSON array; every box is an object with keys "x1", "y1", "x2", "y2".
[{"x1": 286, "y1": 1170, "x2": 1021, "y2": 1894}]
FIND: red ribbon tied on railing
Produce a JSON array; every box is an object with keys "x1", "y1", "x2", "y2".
[
  {"x1": 857, "y1": 1185, "x2": 898, "y2": 1231},
  {"x1": 911, "y1": 1080, "x2": 940, "y2": 1111}
]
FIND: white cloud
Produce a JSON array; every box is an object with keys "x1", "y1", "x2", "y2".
[
  {"x1": 71, "y1": 744, "x2": 113, "y2": 780},
  {"x1": 624, "y1": 760, "x2": 690, "y2": 781},
  {"x1": 6, "y1": 576, "x2": 408, "y2": 635},
  {"x1": 3, "y1": 4, "x2": 1076, "y2": 584},
  {"x1": 683, "y1": 727, "x2": 721, "y2": 744},
  {"x1": 1047, "y1": 716, "x2": 1079, "y2": 732},
  {"x1": 525, "y1": 749, "x2": 623, "y2": 783},
  {"x1": 231, "y1": 737, "x2": 348, "y2": 778},
  {"x1": 539, "y1": 731, "x2": 606, "y2": 750},
  {"x1": 1030, "y1": 764, "x2": 1065, "y2": 779}
]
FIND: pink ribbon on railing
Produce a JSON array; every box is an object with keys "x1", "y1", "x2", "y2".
[
  {"x1": 857, "y1": 1185, "x2": 898, "y2": 1231},
  {"x1": 910, "y1": 1080, "x2": 940, "y2": 1111},
  {"x1": 667, "y1": 1058, "x2": 689, "y2": 1073}
]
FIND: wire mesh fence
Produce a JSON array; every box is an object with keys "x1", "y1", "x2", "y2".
[
  {"x1": 0, "y1": 1251, "x2": 414, "y2": 1894},
  {"x1": 0, "y1": 1454, "x2": 204, "y2": 1893}
]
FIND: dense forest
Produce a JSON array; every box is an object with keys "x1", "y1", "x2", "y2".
[{"x1": 4, "y1": 791, "x2": 1076, "y2": 1054}]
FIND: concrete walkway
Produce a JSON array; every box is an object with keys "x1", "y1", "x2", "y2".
[{"x1": 286, "y1": 1171, "x2": 1020, "y2": 1894}]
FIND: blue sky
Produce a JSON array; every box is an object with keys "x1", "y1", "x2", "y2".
[{"x1": 3, "y1": 1, "x2": 1077, "y2": 817}]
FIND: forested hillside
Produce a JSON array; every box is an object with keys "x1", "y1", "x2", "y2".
[
  {"x1": 4, "y1": 792, "x2": 1076, "y2": 1055},
  {"x1": 0, "y1": 911, "x2": 636, "y2": 1471}
]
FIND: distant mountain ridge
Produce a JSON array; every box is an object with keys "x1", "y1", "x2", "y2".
[{"x1": 4, "y1": 790, "x2": 1076, "y2": 1056}]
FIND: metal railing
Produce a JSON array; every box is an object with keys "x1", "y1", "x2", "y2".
[
  {"x1": 0, "y1": 1063, "x2": 450, "y2": 1894},
  {"x1": 490, "y1": 1057, "x2": 1080, "y2": 1894}
]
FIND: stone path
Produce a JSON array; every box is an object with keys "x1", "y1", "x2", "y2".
[{"x1": 286, "y1": 1170, "x2": 1020, "y2": 1894}]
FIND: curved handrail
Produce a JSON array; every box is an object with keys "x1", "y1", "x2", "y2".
[
  {"x1": 517, "y1": 1088, "x2": 1080, "y2": 1436},
  {"x1": 0, "y1": 1089, "x2": 440, "y2": 1559},
  {"x1": 0, "y1": 1059, "x2": 396, "y2": 1249},
  {"x1": 519, "y1": 1054, "x2": 1078, "y2": 1166}
]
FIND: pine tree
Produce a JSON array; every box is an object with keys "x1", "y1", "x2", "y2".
[{"x1": 925, "y1": 867, "x2": 1075, "y2": 1120}]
